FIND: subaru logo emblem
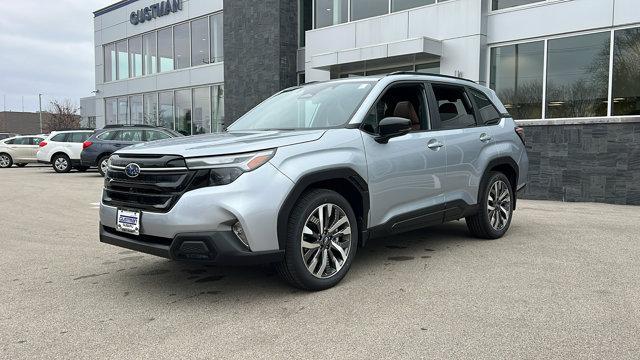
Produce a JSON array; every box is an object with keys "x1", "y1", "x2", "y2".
[{"x1": 124, "y1": 163, "x2": 141, "y2": 178}]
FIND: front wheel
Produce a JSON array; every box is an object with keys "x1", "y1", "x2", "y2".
[
  {"x1": 52, "y1": 154, "x2": 72, "y2": 173},
  {"x1": 97, "y1": 155, "x2": 110, "y2": 177},
  {"x1": 466, "y1": 172, "x2": 514, "y2": 239},
  {"x1": 276, "y1": 189, "x2": 358, "y2": 291},
  {"x1": 0, "y1": 153, "x2": 13, "y2": 168}
]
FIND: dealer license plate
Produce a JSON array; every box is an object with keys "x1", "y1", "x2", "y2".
[{"x1": 116, "y1": 209, "x2": 141, "y2": 235}]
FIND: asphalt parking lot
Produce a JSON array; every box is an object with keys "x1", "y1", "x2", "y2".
[{"x1": 1, "y1": 166, "x2": 640, "y2": 359}]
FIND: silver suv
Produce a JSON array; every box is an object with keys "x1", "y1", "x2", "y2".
[{"x1": 99, "y1": 73, "x2": 528, "y2": 290}]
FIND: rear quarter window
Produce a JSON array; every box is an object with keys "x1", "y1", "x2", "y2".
[
  {"x1": 51, "y1": 133, "x2": 66, "y2": 142},
  {"x1": 469, "y1": 88, "x2": 501, "y2": 125}
]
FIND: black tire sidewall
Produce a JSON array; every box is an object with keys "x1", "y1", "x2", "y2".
[
  {"x1": 479, "y1": 172, "x2": 514, "y2": 238},
  {"x1": 284, "y1": 190, "x2": 358, "y2": 290},
  {"x1": 52, "y1": 154, "x2": 71, "y2": 173}
]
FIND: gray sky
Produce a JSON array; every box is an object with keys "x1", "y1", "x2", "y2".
[{"x1": 0, "y1": 0, "x2": 113, "y2": 112}]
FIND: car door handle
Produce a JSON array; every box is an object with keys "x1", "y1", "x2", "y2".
[
  {"x1": 480, "y1": 133, "x2": 492, "y2": 142},
  {"x1": 427, "y1": 140, "x2": 444, "y2": 150}
]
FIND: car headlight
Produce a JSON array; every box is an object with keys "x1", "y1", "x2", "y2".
[{"x1": 185, "y1": 149, "x2": 276, "y2": 186}]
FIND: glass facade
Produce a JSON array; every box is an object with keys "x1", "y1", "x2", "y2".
[
  {"x1": 103, "y1": 13, "x2": 223, "y2": 82},
  {"x1": 546, "y1": 32, "x2": 610, "y2": 118},
  {"x1": 105, "y1": 85, "x2": 224, "y2": 135},
  {"x1": 612, "y1": 27, "x2": 640, "y2": 116},
  {"x1": 490, "y1": 41, "x2": 544, "y2": 119},
  {"x1": 351, "y1": 0, "x2": 388, "y2": 21},
  {"x1": 490, "y1": 28, "x2": 640, "y2": 120},
  {"x1": 492, "y1": 0, "x2": 543, "y2": 11},
  {"x1": 392, "y1": 0, "x2": 434, "y2": 12},
  {"x1": 315, "y1": 0, "x2": 348, "y2": 28}
]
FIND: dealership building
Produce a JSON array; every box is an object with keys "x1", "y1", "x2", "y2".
[{"x1": 90, "y1": 0, "x2": 640, "y2": 205}]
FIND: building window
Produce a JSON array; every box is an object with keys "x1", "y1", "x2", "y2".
[
  {"x1": 105, "y1": 98, "x2": 117, "y2": 125},
  {"x1": 192, "y1": 87, "x2": 211, "y2": 134},
  {"x1": 191, "y1": 18, "x2": 209, "y2": 66},
  {"x1": 490, "y1": 41, "x2": 544, "y2": 120},
  {"x1": 129, "y1": 36, "x2": 143, "y2": 77},
  {"x1": 129, "y1": 95, "x2": 143, "y2": 124},
  {"x1": 212, "y1": 85, "x2": 225, "y2": 132},
  {"x1": 142, "y1": 33, "x2": 157, "y2": 75},
  {"x1": 415, "y1": 62, "x2": 440, "y2": 74},
  {"x1": 158, "y1": 27, "x2": 174, "y2": 72},
  {"x1": 210, "y1": 13, "x2": 224, "y2": 62},
  {"x1": 175, "y1": 89, "x2": 192, "y2": 135},
  {"x1": 545, "y1": 32, "x2": 610, "y2": 118},
  {"x1": 299, "y1": 0, "x2": 312, "y2": 46},
  {"x1": 143, "y1": 93, "x2": 158, "y2": 125},
  {"x1": 351, "y1": 0, "x2": 388, "y2": 21},
  {"x1": 491, "y1": 0, "x2": 543, "y2": 11},
  {"x1": 392, "y1": 0, "x2": 435, "y2": 12},
  {"x1": 117, "y1": 97, "x2": 129, "y2": 124},
  {"x1": 174, "y1": 23, "x2": 190, "y2": 70},
  {"x1": 612, "y1": 27, "x2": 640, "y2": 116},
  {"x1": 116, "y1": 40, "x2": 129, "y2": 80},
  {"x1": 159, "y1": 91, "x2": 174, "y2": 130},
  {"x1": 315, "y1": 0, "x2": 348, "y2": 28},
  {"x1": 104, "y1": 43, "x2": 116, "y2": 82}
]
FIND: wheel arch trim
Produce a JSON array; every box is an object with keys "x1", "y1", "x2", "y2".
[
  {"x1": 480, "y1": 156, "x2": 520, "y2": 209},
  {"x1": 276, "y1": 168, "x2": 370, "y2": 250}
]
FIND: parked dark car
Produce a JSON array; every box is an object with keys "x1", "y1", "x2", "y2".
[{"x1": 80, "y1": 125, "x2": 183, "y2": 176}]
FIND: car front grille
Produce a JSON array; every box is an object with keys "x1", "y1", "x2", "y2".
[{"x1": 103, "y1": 154, "x2": 208, "y2": 212}]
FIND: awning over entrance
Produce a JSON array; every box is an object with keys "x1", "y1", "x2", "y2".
[{"x1": 310, "y1": 36, "x2": 442, "y2": 70}]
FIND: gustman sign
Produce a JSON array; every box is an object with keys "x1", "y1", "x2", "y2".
[{"x1": 130, "y1": 0, "x2": 183, "y2": 25}]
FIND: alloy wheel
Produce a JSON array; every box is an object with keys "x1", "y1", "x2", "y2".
[
  {"x1": 487, "y1": 180, "x2": 511, "y2": 231},
  {"x1": 100, "y1": 158, "x2": 109, "y2": 175},
  {"x1": 0, "y1": 155, "x2": 10, "y2": 167},
  {"x1": 54, "y1": 157, "x2": 68, "y2": 172},
  {"x1": 300, "y1": 203, "x2": 352, "y2": 279}
]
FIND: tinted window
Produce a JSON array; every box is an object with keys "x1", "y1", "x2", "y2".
[
  {"x1": 351, "y1": 0, "x2": 388, "y2": 21},
  {"x1": 392, "y1": 0, "x2": 434, "y2": 12},
  {"x1": 191, "y1": 17, "x2": 209, "y2": 66},
  {"x1": 14, "y1": 137, "x2": 30, "y2": 145},
  {"x1": 68, "y1": 132, "x2": 92, "y2": 143},
  {"x1": 4, "y1": 138, "x2": 15, "y2": 144},
  {"x1": 469, "y1": 89, "x2": 501, "y2": 125},
  {"x1": 115, "y1": 130, "x2": 144, "y2": 142},
  {"x1": 51, "y1": 133, "x2": 67, "y2": 142},
  {"x1": 492, "y1": 0, "x2": 542, "y2": 10},
  {"x1": 96, "y1": 131, "x2": 118, "y2": 140},
  {"x1": 174, "y1": 23, "x2": 190, "y2": 70},
  {"x1": 315, "y1": 0, "x2": 348, "y2": 28},
  {"x1": 432, "y1": 84, "x2": 476, "y2": 129},
  {"x1": 32, "y1": 137, "x2": 44, "y2": 145},
  {"x1": 612, "y1": 27, "x2": 640, "y2": 116},
  {"x1": 363, "y1": 83, "x2": 427, "y2": 134},
  {"x1": 145, "y1": 130, "x2": 171, "y2": 141}
]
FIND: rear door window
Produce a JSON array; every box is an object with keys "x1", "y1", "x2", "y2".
[
  {"x1": 145, "y1": 130, "x2": 171, "y2": 141},
  {"x1": 115, "y1": 130, "x2": 144, "y2": 142},
  {"x1": 468, "y1": 88, "x2": 501, "y2": 125},
  {"x1": 67, "y1": 132, "x2": 92, "y2": 143},
  {"x1": 14, "y1": 137, "x2": 30, "y2": 145},
  {"x1": 431, "y1": 84, "x2": 477, "y2": 130},
  {"x1": 96, "y1": 131, "x2": 118, "y2": 140}
]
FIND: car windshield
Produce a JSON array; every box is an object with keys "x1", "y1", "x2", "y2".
[{"x1": 227, "y1": 81, "x2": 375, "y2": 131}]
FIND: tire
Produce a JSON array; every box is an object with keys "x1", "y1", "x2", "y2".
[
  {"x1": 276, "y1": 189, "x2": 358, "y2": 291},
  {"x1": 52, "y1": 154, "x2": 72, "y2": 173},
  {"x1": 16, "y1": 163, "x2": 27, "y2": 168},
  {"x1": 466, "y1": 172, "x2": 514, "y2": 239},
  {"x1": 0, "y1": 153, "x2": 13, "y2": 168},
  {"x1": 75, "y1": 166, "x2": 89, "y2": 172},
  {"x1": 97, "y1": 155, "x2": 110, "y2": 177}
]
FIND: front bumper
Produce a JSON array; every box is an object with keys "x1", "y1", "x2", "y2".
[{"x1": 100, "y1": 226, "x2": 284, "y2": 265}]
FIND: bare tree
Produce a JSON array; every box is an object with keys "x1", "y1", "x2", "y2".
[{"x1": 44, "y1": 99, "x2": 81, "y2": 133}]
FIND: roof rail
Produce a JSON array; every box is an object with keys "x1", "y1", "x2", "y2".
[
  {"x1": 386, "y1": 71, "x2": 477, "y2": 84},
  {"x1": 102, "y1": 124, "x2": 158, "y2": 129},
  {"x1": 52, "y1": 128, "x2": 96, "y2": 132}
]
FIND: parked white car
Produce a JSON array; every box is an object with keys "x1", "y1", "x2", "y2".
[
  {"x1": 37, "y1": 130, "x2": 95, "y2": 173},
  {"x1": 0, "y1": 135, "x2": 46, "y2": 168}
]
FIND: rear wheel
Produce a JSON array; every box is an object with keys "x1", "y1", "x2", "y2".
[
  {"x1": 466, "y1": 172, "x2": 514, "y2": 239},
  {"x1": 276, "y1": 189, "x2": 358, "y2": 291},
  {"x1": 16, "y1": 163, "x2": 27, "y2": 168},
  {"x1": 52, "y1": 154, "x2": 72, "y2": 173},
  {"x1": 0, "y1": 153, "x2": 13, "y2": 168},
  {"x1": 97, "y1": 155, "x2": 110, "y2": 177}
]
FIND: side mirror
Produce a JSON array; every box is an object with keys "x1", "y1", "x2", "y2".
[{"x1": 375, "y1": 117, "x2": 412, "y2": 144}]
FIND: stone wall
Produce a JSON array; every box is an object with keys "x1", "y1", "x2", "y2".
[{"x1": 521, "y1": 121, "x2": 640, "y2": 205}]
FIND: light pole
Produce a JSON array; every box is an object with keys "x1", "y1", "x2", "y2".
[{"x1": 38, "y1": 93, "x2": 43, "y2": 133}]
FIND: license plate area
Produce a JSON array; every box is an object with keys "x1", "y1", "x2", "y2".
[{"x1": 116, "y1": 209, "x2": 141, "y2": 236}]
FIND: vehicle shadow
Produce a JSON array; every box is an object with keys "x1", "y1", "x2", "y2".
[{"x1": 97, "y1": 220, "x2": 477, "y2": 304}]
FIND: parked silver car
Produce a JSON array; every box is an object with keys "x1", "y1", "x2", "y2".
[{"x1": 99, "y1": 73, "x2": 529, "y2": 290}]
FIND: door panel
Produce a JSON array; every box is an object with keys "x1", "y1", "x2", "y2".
[{"x1": 363, "y1": 133, "x2": 447, "y2": 227}]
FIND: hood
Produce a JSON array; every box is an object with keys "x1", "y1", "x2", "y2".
[{"x1": 116, "y1": 130, "x2": 326, "y2": 158}]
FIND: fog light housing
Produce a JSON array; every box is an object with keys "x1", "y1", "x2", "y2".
[{"x1": 232, "y1": 221, "x2": 249, "y2": 249}]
